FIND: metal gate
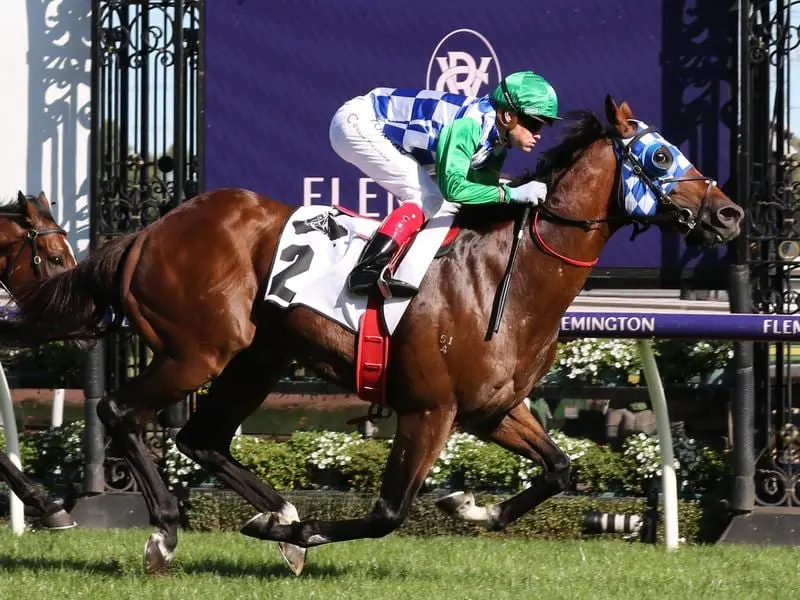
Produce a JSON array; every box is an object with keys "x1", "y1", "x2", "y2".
[
  {"x1": 86, "y1": 0, "x2": 203, "y2": 493},
  {"x1": 741, "y1": 0, "x2": 800, "y2": 507}
]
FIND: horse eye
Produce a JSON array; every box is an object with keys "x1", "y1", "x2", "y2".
[
  {"x1": 49, "y1": 255, "x2": 64, "y2": 266},
  {"x1": 653, "y1": 147, "x2": 672, "y2": 166}
]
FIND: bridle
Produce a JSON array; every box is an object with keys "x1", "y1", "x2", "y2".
[
  {"x1": 532, "y1": 123, "x2": 717, "y2": 267},
  {"x1": 0, "y1": 215, "x2": 68, "y2": 301}
]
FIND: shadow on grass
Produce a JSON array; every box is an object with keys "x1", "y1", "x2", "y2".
[
  {"x1": 179, "y1": 558, "x2": 349, "y2": 579},
  {"x1": 0, "y1": 553, "x2": 358, "y2": 580},
  {"x1": 0, "y1": 555, "x2": 127, "y2": 576}
]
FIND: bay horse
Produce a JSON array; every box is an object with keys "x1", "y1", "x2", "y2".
[
  {"x1": 0, "y1": 191, "x2": 77, "y2": 530},
  {"x1": 0, "y1": 97, "x2": 742, "y2": 572}
]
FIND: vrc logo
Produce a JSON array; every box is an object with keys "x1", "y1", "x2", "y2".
[{"x1": 426, "y1": 28, "x2": 502, "y2": 96}]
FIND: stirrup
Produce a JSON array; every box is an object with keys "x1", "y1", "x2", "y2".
[
  {"x1": 347, "y1": 403, "x2": 394, "y2": 426},
  {"x1": 377, "y1": 266, "x2": 418, "y2": 299}
]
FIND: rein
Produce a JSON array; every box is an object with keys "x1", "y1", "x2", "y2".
[{"x1": 532, "y1": 208, "x2": 600, "y2": 268}]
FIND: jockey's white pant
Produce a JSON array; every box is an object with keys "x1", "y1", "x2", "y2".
[{"x1": 329, "y1": 95, "x2": 461, "y2": 220}]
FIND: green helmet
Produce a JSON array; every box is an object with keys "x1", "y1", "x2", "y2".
[{"x1": 491, "y1": 71, "x2": 561, "y2": 122}]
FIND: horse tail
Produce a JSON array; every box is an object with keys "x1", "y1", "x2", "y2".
[{"x1": 0, "y1": 233, "x2": 139, "y2": 344}]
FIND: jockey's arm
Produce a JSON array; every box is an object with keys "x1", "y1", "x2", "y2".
[{"x1": 436, "y1": 119, "x2": 511, "y2": 205}]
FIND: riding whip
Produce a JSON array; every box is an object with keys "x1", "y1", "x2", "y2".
[{"x1": 487, "y1": 204, "x2": 531, "y2": 340}]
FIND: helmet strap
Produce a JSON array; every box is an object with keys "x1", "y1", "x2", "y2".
[{"x1": 500, "y1": 77, "x2": 524, "y2": 115}]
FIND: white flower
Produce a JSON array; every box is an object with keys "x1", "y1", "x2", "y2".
[{"x1": 305, "y1": 431, "x2": 364, "y2": 473}]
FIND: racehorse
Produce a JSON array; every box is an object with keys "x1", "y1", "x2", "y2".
[
  {"x1": 0, "y1": 97, "x2": 743, "y2": 572},
  {"x1": 0, "y1": 191, "x2": 77, "y2": 530}
]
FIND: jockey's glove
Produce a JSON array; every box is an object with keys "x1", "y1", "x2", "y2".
[{"x1": 506, "y1": 180, "x2": 547, "y2": 205}]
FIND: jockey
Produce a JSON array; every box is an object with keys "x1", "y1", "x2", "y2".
[{"x1": 329, "y1": 70, "x2": 561, "y2": 298}]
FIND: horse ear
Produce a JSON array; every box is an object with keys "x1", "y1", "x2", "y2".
[
  {"x1": 604, "y1": 94, "x2": 619, "y2": 125},
  {"x1": 618, "y1": 101, "x2": 634, "y2": 122},
  {"x1": 21, "y1": 194, "x2": 38, "y2": 222},
  {"x1": 36, "y1": 191, "x2": 52, "y2": 214},
  {"x1": 16, "y1": 191, "x2": 27, "y2": 213},
  {"x1": 604, "y1": 94, "x2": 635, "y2": 135}
]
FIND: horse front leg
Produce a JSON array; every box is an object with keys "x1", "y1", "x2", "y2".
[
  {"x1": 242, "y1": 406, "x2": 456, "y2": 549},
  {"x1": 436, "y1": 401, "x2": 571, "y2": 531},
  {"x1": 97, "y1": 355, "x2": 213, "y2": 575}
]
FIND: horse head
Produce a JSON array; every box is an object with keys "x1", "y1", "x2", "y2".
[
  {"x1": 603, "y1": 95, "x2": 743, "y2": 247},
  {"x1": 0, "y1": 191, "x2": 77, "y2": 314}
]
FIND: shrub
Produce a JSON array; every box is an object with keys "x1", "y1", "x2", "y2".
[
  {"x1": 232, "y1": 435, "x2": 311, "y2": 491},
  {"x1": 26, "y1": 420, "x2": 85, "y2": 485},
  {"x1": 543, "y1": 338, "x2": 733, "y2": 386},
  {"x1": 572, "y1": 442, "x2": 627, "y2": 494},
  {"x1": 552, "y1": 338, "x2": 642, "y2": 384},
  {"x1": 5, "y1": 423, "x2": 730, "y2": 502},
  {"x1": 338, "y1": 439, "x2": 390, "y2": 492}
]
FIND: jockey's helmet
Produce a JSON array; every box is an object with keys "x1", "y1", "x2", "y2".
[{"x1": 491, "y1": 70, "x2": 561, "y2": 124}]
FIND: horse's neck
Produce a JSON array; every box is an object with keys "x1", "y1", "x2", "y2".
[{"x1": 515, "y1": 146, "x2": 618, "y2": 322}]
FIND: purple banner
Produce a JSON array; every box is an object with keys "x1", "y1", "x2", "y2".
[
  {"x1": 560, "y1": 312, "x2": 800, "y2": 341},
  {"x1": 205, "y1": 0, "x2": 734, "y2": 274}
]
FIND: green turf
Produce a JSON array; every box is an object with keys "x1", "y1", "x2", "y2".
[{"x1": 0, "y1": 529, "x2": 796, "y2": 599}]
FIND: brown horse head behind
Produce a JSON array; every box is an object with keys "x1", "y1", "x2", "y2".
[
  {"x1": 0, "y1": 191, "x2": 77, "y2": 295},
  {"x1": 0, "y1": 96, "x2": 743, "y2": 575}
]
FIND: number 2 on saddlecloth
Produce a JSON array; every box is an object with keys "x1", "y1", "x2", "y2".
[{"x1": 268, "y1": 244, "x2": 314, "y2": 303}]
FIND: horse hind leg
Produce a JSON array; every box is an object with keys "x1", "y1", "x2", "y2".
[
  {"x1": 436, "y1": 401, "x2": 571, "y2": 531},
  {"x1": 173, "y1": 345, "x2": 308, "y2": 575}
]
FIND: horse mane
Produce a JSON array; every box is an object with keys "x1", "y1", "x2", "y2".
[
  {"x1": 455, "y1": 110, "x2": 613, "y2": 230},
  {"x1": 8, "y1": 233, "x2": 140, "y2": 341},
  {"x1": 530, "y1": 110, "x2": 613, "y2": 186},
  {"x1": 0, "y1": 196, "x2": 25, "y2": 212}
]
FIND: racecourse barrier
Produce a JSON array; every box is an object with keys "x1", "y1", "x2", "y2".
[
  {"x1": 556, "y1": 300, "x2": 798, "y2": 550},
  {"x1": 560, "y1": 312, "x2": 800, "y2": 341}
]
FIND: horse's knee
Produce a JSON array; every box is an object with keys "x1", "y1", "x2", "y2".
[
  {"x1": 97, "y1": 397, "x2": 125, "y2": 430},
  {"x1": 368, "y1": 499, "x2": 406, "y2": 538}
]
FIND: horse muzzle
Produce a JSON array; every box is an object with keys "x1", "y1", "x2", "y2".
[{"x1": 688, "y1": 202, "x2": 745, "y2": 248}]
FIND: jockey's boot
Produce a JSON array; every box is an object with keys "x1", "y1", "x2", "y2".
[{"x1": 347, "y1": 202, "x2": 425, "y2": 298}]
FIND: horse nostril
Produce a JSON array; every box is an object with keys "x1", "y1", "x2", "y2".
[{"x1": 717, "y1": 204, "x2": 744, "y2": 225}]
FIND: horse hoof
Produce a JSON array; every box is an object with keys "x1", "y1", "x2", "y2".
[
  {"x1": 143, "y1": 532, "x2": 174, "y2": 575},
  {"x1": 435, "y1": 490, "x2": 473, "y2": 517},
  {"x1": 279, "y1": 542, "x2": 307, "y2": 576},
  {"x1": 241, "y1": 513, "x2": 308, "y2": 575},
  {"x1": 38, "y1": 509, "x2": 77, "y2": 530}
]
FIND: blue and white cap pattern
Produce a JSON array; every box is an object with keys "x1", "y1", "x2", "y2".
[{"x1": 617, "y1": 119, "x2": 694, "y2": 217}]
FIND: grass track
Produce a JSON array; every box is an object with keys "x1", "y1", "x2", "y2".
[{"x1": 0, "y1": 529, "x2": 797, "y2": 599}]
